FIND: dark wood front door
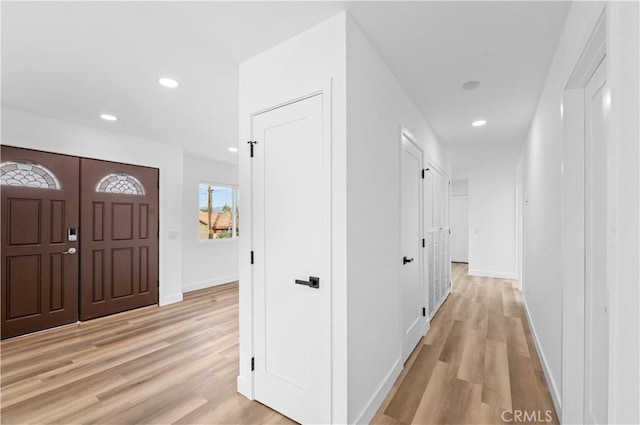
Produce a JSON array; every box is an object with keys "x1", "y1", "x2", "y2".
[
  {"x1": 80, "y1": 158, "x2": 159, "y2": 320},
  {"x1": 1, "y1": 147, "x2": 80, "y2": 339}
]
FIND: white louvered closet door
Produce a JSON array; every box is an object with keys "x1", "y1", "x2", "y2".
[
  {"x1": 424, "y1": 167, "x2": 451, "y2": 319},
  {"x1": 424, "y1": 169, "x2": 435, "y2": 317}
]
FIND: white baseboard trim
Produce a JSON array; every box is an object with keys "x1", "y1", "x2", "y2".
[
  {"x1": 183, "y1": 275, "x2": 239, "y2": 293},
  {"x1": 522, "y1": 297, "x2": 562, "y2": 417},
  {"x1": 352, "y1": 357, "x2": 402, "y2": 425},
  {"x1": 468, "y1": 269, "x2": 517, "y2": 279},
  {"x1": 237, "y1": 375, "x2": 252, "y2": 400},
  {"x1": 159, "y1": 292, "x2": 183, "y2": 306}
]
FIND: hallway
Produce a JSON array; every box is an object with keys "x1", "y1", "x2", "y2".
[{"x1": 372, "y1": 263, "x2": 558, "y2": 424}]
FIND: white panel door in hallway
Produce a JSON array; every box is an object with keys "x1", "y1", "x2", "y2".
[
  {"x1": 584, "y1": 57, "x2": 610, "y2": 425},
  {"x1": 451, "y1": 194, "x2": 469, "y2": 263},
  {"x1": 251, "y1": 93, "x2": 331, "y2": 424},
  {"x1": 400, "y1": 135, "x2": 426, "y2": 363},
  {"x1": 425, "y1": 166, "x2": 451, "y2": 318}
]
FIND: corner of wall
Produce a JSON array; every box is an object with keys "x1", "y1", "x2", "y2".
[
  {"x1": 352, "y1": 357, "x2": 402, "y2": 425},
  {"x1": 522, "y1": 296, "x2": 562, "y2": 416}
]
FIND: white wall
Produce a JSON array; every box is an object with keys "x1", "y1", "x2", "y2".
[
  {"x1": 237, "y1": 13, "x2": 349, "y2": 422},
  {"x1": 237, "y1": 13, "x2": 451, "y2": 423},
  {"x1": 345, "y1": 16, "x2": 450, "y2": 424},
  {"x1": 450, "y1": 194, "x2": 469, "y2": 263},
  {"x1": 467, "y1": 151, "x2": 518, "y2": 279},
  {"x1": 451, "y1": 179, "x2": 468, "y2": 196},
  {"x1": 451, "y1": 180, "x2": 469, "y2": 264},
  {"x1": 182, "y1": 153, "x2": 239, "y2": 292},
  {"x1": 520, "y1": 2, "x2": 639, "y2": 421},
  {"x1": 605, "y1": 2, "x2": 639, "y2": 422},
  {"x1": 1, "y1": 106, "x2": 184, "y2": 306}
]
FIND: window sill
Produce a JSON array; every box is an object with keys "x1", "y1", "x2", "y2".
[{"x1": 198, "y1": 237, "x2": 240, "y2": 244}]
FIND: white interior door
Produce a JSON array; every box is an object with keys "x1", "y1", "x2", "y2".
[
  {"x1": 425, "y1": 167, "x2": 451, "y2": 318},
  {"x1": 251, "y1": 93, "x2": 331, "y2": 424},
  {"x1": 424, "y1": 169, "x2": 435, "y2": 316},
  {"x1": 584, "y1": 56, "x2": 609, "y2": 425},
  {"x1": 451, "y1": 195, "x2": 468, "y2": 263},
  {"x1": 433, "y1": 171, "x2": 446, "y2": 300},
  {"x1": 400, "y1": 135, "x2": 426, "y2": 363}
]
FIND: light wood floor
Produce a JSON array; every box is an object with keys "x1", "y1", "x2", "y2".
[
  {"x1": 372, "y1": 263, "x2": 558, "y2": 425},
  {"x1": 2, "y1": 266, "x2": 557, "y2": 425},
  {"x1": 0, "y1": 283, "x2": 294, "y2": 425}
]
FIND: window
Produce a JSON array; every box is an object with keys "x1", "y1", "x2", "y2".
[
  {"x1": 96, "y1": 172, "x2": 145, "y2": 195},
  {"x1": 198, "y1": 183, "x2": 239, "y2": 240},
  {"x1": 0, "y1": 161, "x2": 61, "y2": 189}
]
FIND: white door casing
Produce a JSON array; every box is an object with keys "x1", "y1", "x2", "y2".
[
  {"x1": 251, "y1": 93, "x2": 331, "y2": 424},
  {"x1": 400, "y1": 134, "x2": 426, "y2": 363},
  {"x1": 584, "y1": 56, "x2": 610, "y2": 425}
]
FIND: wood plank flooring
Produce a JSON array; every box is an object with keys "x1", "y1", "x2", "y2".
[
  {"x1": 0, "y1": 283, "x2": 294, "y2": 425},
  {"x1": 372, "y1": 263, "x2": 559, "y2": 425},
  {"x1": 2, "y1": 265, "x2": 558, "y2": 424}
]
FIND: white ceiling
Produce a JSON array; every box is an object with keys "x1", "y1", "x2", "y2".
[{"x1": 2, "y1": 1, "x2": 571, "y2": 167}]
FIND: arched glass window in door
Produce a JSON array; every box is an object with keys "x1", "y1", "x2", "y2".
[
  {"x1": 96, "y1": 172, "x2": 146, "y2": 195},
  {"x1": 0, "y1": 161, "x2": 61, "y2": 189}
]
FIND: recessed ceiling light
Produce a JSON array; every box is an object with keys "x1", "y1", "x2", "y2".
[
  {"x1": 228, "y1": 147, "x2": 238, "y2": 152},
  {"x1": 462, "y1": 81, "x2": 480, "y2": 91},
  {"x1": 472, "y1": 120, "x2": 487, "y2": 127},
  {"x1": 158, "y1": 77, "x2": 179, "y2": 88},
  {"x1": 100, "y1": 114, "x2": 118, "y2": 121}
]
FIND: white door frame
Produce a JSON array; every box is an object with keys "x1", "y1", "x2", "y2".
[
  {"x1": 238, "y1": 82, "x2": 333, "y2": 420},
  {"x1": 561, "y1": 9, "x2": 609, "y2": 425},
  {"x1": 399, "y1": 129, "x2": 427, "y2": 362},
  {"x1": 516, "y1": 178, "x2": 524, "y2": 292}
]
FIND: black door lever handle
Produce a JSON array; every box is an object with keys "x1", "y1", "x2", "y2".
[
  {"x1": 295, "y1": 276, "x2": 320, "y2": 289},
  {"x1": 403, "y1": 256, "x2": 414, "y2": 265}
]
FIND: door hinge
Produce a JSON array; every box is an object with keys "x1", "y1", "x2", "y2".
[
  {"x1": 250, "y1": 251, "x2": 254, "y2": 264},
  {"x1": 422, "y1": 238, "x2": 425, "y2": 248},
  {"x1": 421, "y1": 169, "x2": 425, "y2": 179},
  {"x1": 422, "y1": 307, "x2": 426, "y2": 317},
  {"x1": 247, "y1": 140, "x2": 257, "y2": 158},
  {"x1": 157, "y1": 179, "x2": 159, "y2": 189},
  {"x1": 251, "y1": 357, "x2": 255, "y2": 371},
  {"x1": 157, "y1": 280, "x2": 159, "y2": 288}
]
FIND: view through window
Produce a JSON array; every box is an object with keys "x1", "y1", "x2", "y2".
[{"x1": 198, "y1": 183, "x2": 239, "y2": 240}]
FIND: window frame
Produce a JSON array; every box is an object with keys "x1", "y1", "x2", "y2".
[{"x1": 198, "y1": 181, "x2": 239, "y2": 242}]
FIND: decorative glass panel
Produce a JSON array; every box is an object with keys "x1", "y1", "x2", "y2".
[
  {"x1": 96, "y1": 173, "x2": 145, "y2": 195},
  {"x1": 0, "y1": 161, "x2": 61, "y2": 189}
]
